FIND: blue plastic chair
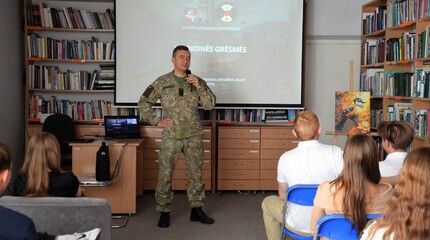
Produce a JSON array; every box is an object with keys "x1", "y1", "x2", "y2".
[
  {"x1": 281, "y1": 184, "x2": 319, "y2": 240},
  {"x1": 313, "y1": 213, "x2": 383, "y2": 240}
]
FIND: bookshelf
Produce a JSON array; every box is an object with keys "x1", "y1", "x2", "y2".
[
  {"x1": 360, "y1": 0, "x2": 430, "y2": 150},
  {"x1": 23, "y1": 0, "x2": 132, "y2": 127}
]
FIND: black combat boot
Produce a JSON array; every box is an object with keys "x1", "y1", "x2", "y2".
[
  {"x1": 158, "y1": 212, "x2": 170, "y2": 228},
  {"x1": 190, "y1": 207, "x2": 214, "y2": 224}
]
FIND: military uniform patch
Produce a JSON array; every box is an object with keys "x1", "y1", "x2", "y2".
[{"x1": 143, "y1": 85, "x2": 154, "y2": 98}]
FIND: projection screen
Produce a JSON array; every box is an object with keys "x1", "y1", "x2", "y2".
[{"x1": 115, "y1": 0, "x2": 304, "y2": 107}]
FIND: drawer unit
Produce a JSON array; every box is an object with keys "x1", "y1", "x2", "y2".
[
  {"x1": 217, "y1": 126, "x2": 261, "y2": 191},
  {"x1": 260, "y1": 127, "x2": 297, "y2": 190}
]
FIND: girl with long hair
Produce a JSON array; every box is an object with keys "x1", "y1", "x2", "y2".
[
  {"x1": 361, "y1": 146, "x2": 430, "y2": 240},
  {"x1": 310, "y1": 134, "x2": 393, "y2": 234},
  {"x1": 14, "y1": 132, "x2": 83, "y2": 197}
]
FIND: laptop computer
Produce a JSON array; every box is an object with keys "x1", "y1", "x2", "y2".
[{"x1": 104, "y1": 115, "x2": 141, "y2": 139}]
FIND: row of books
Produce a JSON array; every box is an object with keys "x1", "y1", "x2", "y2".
[
  {"x1": 385, "y1": 71, "x2": 414, "y2": 97},
  {"x1": 28, "y1": 95, "x2": 132, "y2": 120},
  {"x1": 215, "y1": 109, "x2": 299, "y2": 122},
  {"x1": 385, "y1": 32, "x2": 416, "y2": 62},
  {"x1": 414, "y1": 109, "x2": 428, "y2": 137},
  {"x1": 28, "y1": 64, "x2": 116, "y2": 91},
  {"x1": 360, "y1": 68, "x2": 430, "y2": 98},
  {"x1": 387, "y1": 102, "x2": 414, "y2": 121},
  {"x1": 370, "y1": 105, "x2": 428, "y2": 135},
  {"x1": 360, "y1": 68, "x2": 385, "y2": 97},
  {"x1": 27, "y1": 33, "x2": 115, "y2": 60},
  {"x1": 370, "y1": 109, "x2": 383, "y2": 129},
  {"x1": 28, "y1": 65, "x2": 96, "y2": 91},
  {"x1": 387, "y1": 0, "x2": 417, "y2": 28},
  {"x1": 27, "y1": 3, "x2": 114, "y2": 29},
  {"x1": 97, "y1": 64, "x2": 115, "y2": 90},
  {"x1": 418, "y1": 0, "x2": 430, "y2": 19},
  {"x1": 416, "y1": 25, "x2": 430, "y2": 59},
  {"x1": 362, "y1": 6, "x2": 387, "y2": 35},
  {"x1": 361, "y1": 38, "x2": 385, "y2": 65}
]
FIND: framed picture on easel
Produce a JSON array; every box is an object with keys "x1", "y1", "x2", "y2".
[{"x1": 335, "y1": 91, "x2": 371, "y2": 134}]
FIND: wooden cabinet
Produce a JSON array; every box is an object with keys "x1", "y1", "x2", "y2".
[
  {"x1": 217, "y1": 126, "x2": 261, "y2": 190},
  {"x1": 71, "y1": 139, "x2": 143, "y2": 214},
  {"x1": 361, "y1": 0, "x2": 430, "y2": 149},
  {"x1": 141, "y1": 126, "x2": 213, "y2": 191},
  {"x1": 217, "y1": 125, "x2": 295, "y2": 191},
  {"x1": 260, "y1": 127, "x2": 298, "y2": 190}
]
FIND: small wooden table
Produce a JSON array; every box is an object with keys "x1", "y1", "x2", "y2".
[{"x1": 70, "y1": 139, "x2": 143, "y2": 214}]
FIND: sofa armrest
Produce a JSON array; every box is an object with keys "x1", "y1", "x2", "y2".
[{"x1": 0, "y1": 196, "x2": 111, "y2": 240}]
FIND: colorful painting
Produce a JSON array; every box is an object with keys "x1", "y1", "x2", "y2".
[{"x1": 335, "y1": 91, "x2": 371, "y2": 134}]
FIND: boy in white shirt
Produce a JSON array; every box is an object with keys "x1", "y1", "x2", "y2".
[
  {"x1": 377, "y1": 121, "x2": 414, "y2": 185},
  {"x1": 261, "y1": 111, "x2": 344, "y2": 240}
]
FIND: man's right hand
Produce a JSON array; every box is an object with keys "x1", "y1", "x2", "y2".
[{"x1": 157, "y1": 119, "x2": 174, "y2": 128}]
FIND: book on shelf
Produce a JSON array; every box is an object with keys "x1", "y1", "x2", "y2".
[
  {"x1": 414, "y1": 109, "x2": 427, "y2": 138},
  {"x1": 335, "y1": 91, "x2": 371, "y2": 134},
  {"x1": 30, "y1": 3, "x2": 115, "y2": 30},
  {"x1": 360, "y1": 68, "x2": 384, "y2": 96},
  {"x1": 392, "y1": 102, "x2": 413, "y2": 121}
]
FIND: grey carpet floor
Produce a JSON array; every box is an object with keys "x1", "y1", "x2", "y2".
[{"x1": 111, "y1": 191, "x2": 275, "y2": 240}]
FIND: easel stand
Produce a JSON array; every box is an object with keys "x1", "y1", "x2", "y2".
[{"x1": 325, "y1": 60, "x2": 355, "y2": 145}]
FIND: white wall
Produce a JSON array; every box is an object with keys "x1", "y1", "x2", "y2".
[
  {"x1": 304, "y1": 40, "x2": 361, "y2": 147},
  {"x1": 304, "y1": 0, "x2": 364, "y2": 147}
]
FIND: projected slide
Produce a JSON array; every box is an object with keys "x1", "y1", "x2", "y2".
[{"x1": 116, "y1": 0, "x2": 304, "y2": 107}]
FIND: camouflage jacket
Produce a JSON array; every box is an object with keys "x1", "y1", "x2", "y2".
[{"x1": 138, "y1": 71, "x2": 216, "y2": 139}]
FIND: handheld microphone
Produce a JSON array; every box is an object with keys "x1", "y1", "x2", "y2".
[{"x1": 186, "y1": 69, "x2": 192, "y2": 91}]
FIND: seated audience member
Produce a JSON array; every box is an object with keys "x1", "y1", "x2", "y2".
[
  {"x1": 377, "y1": 121, "x2": 413, "y2": 185},
  {"x1": 310, "y1": 134, "x2": 393, "y2": 235},
  {"x1": 14, "y1": 132, "x2": 84, "y2": 197},
  {"x1": 262, "y1": 111, "x2": 344, "y2": 239},
  {"x1": 361, "y1": 146, "x2": 430, "y2": 240},
  {"x1": 0, "y1": 143, "x2": 100, "y2": 240}
]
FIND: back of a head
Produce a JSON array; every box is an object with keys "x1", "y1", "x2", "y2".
[
  {"x1": 397, "y1": 146, "x2": 430, "y2": 201},
  {"x1": 0, "y1": 143, "x2": 12, "y2": 193},
  {"x1": 22, "y1": 132, "x2": 62, "y2": 176},
  {"x1": 0, "y1": 143, "x2": 11, "y2": 173},
  {"x1": 293, "y1": 111, "x2": 320, "y2": 141},
  {"x1": 377, "y1": 121, "x2": 414, "y2": 150},
  {"x1": 343, "y1": 134, "x2": 381, "y2": 184},
  {"x1": 370, "y1": 146, "x2": 430, "y2": 239},
  {"x1": 336, "y1": 134, "x2": 381, "y2": 234}
]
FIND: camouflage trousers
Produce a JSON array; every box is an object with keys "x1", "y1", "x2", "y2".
[{"x1": 155, "y1": 135, "x2": 205, "y2": 212}]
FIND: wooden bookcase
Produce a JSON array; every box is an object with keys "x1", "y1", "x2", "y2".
[
  {"x1": 361, "y1": 0, "x2": 430, "y2": 150},
  {"x1": 24, "y1": 0, "x2": 120, "y2": 129}
]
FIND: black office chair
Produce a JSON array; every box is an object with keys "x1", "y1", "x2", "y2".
[{"x1": 42, "y1": 114, "x2": 77, "y2": 169}]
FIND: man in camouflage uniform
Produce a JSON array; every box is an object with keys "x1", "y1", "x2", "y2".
[{"x1": 138, "y1": 45, "x2": 216, "y2": 228}]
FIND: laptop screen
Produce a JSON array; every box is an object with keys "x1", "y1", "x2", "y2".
[{"x1": 104, "y1": 116, "x2": 140, "y2": 139}]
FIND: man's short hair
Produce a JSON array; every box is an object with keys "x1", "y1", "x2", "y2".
[
  {"x1": 172, "y1": 45, "x2": 189, "y2": 57},
  {"x1": 294, "y1": 111, "x2": 320, "y2": 141},
  {"x1": 377, "y1": 121, "x2": 414, "y2": 150}
]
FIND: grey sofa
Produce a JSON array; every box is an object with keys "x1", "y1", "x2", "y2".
[{"x1": 0, "y1": 196, "x2": 111, "y2": 240}]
